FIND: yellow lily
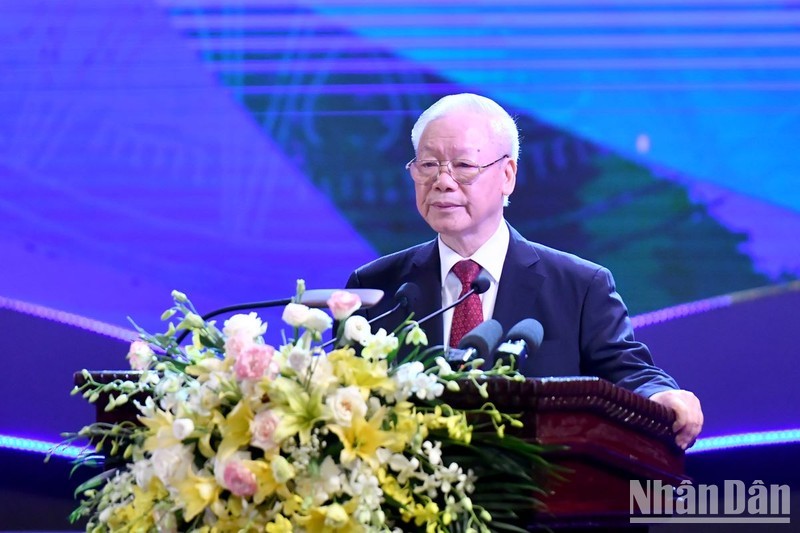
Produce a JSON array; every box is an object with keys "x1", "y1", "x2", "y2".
[
  {"x1": 268, "y1": 376, "x2": 326, "y2": 444},
  {"x1": 175, "y1": 468, "x2": 221, "y2": 521},
  {"x1": 217, "y1": 400, "x2": 253, "y2": 461},
  {"x1": 295, "y1": 501, "x2": 363, "y2": 533},
  {"x1": 139, "y1": 409, "x2": 177, "y2": 452},
  {"x1": 328, "y1": 350, "x2": 395, "y2": 396},
  {"x1": 265, "y1": 514, "x2": 293, "y2": 533},
  {"x1": 329, "y1": 407, "x2": 396, "y2": 469}
]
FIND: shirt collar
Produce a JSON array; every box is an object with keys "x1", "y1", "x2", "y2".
[{"x1": 437, "y1": 220, "x2": 510, "y2": 283}]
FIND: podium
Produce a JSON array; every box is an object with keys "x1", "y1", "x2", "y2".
[
  {"x1": 75, "y1": 372, "x2": 684, "y2": 530},
  {"x1": 445, "y1": 376, "x2": 685, "y2": 530}
]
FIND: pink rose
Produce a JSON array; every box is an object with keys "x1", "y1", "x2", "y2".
[
  {"x1": 234, "y1": 343, "x2": 276, "y2": 381},
  {"x1": 225, "y1": 332, "x2": 252, "y2": 361},
  {"x1": 327, "y1": 291, "x2": 361, "y2": 320},
  {"x1": 223, "y1": 460, "x2": 257, "y2": 497},
  {"x1": 251, "y1": 409, "x2": 281, "y2": 452}
]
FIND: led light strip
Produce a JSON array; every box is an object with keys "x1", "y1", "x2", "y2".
[
  {"x1": 3, "y1": 429, "x2": 799, "y2": 460},
  {"x1": 633, "y1": 280, "x2": 800, "y2": 329},
  {"x1": 0, "y1": 295, "x2": 136, "y2": 342},
  {"x1": 687, "y1": 429, "x2": 800, "y2": 454},
  {"x1": 0, "y1": 434, "x2": 86, "y2": 460}
]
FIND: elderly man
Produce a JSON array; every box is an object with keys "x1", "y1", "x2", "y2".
[{"x1": 346, "y1": 93, "x2": 703, "y2": 449}]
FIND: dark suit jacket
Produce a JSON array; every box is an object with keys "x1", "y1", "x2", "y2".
[{"x1": 346, "y1": 223, "x2": 679, "y2": 398}]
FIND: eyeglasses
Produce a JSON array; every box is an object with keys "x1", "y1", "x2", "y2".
[{"x1": 405, "y1": 154, "x2": 509, "y2": 185}]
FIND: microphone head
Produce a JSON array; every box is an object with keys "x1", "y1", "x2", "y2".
[
  {"x1": 394, "y1": 282, "x2": 421, "y2": 311},
  {"x1": 506, "y1": 318, "x2": 544, "y2": 354},
  {"x1": 457, "y1": 319, "x2": 504, "y2": 355},
  {"x1": 470, "y1": 272, "x2": 492, "y2": 295},
  {"x1": 301, "y1": 289, "x2": 384, "y2": 309}
]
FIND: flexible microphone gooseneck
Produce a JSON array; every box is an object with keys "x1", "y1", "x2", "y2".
[
  {"x1": 174, "y1": 288, "x2": 384, "y2": 344},
  {"x1": 412, "y1": 271, "x2": 492, "y2": 329},
  {"x1": 365, "y1": 282, "x2": 421, "y2": 326}
]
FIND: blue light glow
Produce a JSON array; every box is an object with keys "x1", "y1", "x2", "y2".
[
  {"x1": 3, "y1": 429, "x2": 797, "y2": 460},
  {"x1": 687, "y1": 429, "x2": 800, "y2": 454},
  {"x1": 0, "y1": 434, "x2": 85, "y2": 460}
]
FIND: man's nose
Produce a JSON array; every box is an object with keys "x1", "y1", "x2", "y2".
[{"x1": 433, "y1": 166, "x2": 458, "y2": 189}]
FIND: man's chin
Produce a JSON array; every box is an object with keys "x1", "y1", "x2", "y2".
[{"x1": 426, "y1": 219, "x2": 467, "y2": 237}]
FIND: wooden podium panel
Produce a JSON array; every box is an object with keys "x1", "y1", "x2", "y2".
[{"x1": 445, "y1": 377, "x2": 685, "y2": 530}]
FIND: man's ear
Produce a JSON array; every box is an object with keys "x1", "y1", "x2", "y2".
[{"x1": 502, "y1": 158, "x2": 517, "y2": 196}]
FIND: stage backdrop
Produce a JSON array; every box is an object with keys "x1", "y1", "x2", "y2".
[{"x1": 0, "y1": 1, "x2": 798, "y2": 447}]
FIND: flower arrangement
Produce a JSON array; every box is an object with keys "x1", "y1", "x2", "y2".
[{"x1": 63, "y1": 282, "x2": 552, "y2": 532}]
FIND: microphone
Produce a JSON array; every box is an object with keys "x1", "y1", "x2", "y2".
[
  {"x1": 493, "y1": 318, "x2": 544, "y2": 368},
  {"x1": 413, "y1": 271, "x2": 492, "y2": 329},
  {"x1": 300, "y1": 288, "x2": 383, "y2": 310},
  {"x1": 175, "y1": 288, "x2": 384, "y2": 344},
  {"x1": 445, "y1": 319, "x2": 503, "y2": 365},
  {"x1": 367, "y1": 282, "x2": 421, "y2": 326}
]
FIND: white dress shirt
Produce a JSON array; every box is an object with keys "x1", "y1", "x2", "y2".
[{"x1": 438, "y1": 220, "x2": 510, "y2": 345}]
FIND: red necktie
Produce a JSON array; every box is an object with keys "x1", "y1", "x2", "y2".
[{"x1": 448, "y1": 259, "x2": 484, "y2": 348}]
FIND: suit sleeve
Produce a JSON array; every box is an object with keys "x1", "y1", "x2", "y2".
[
  {"x1": 344, "y1": 268, "x2": 386, "y2": 324},
  {"x1": 579, "y1": 267, "x2": 679, "y2": 398},
  {"x1": 346, "y1": 270, "x2": 361, "y2": 290}
]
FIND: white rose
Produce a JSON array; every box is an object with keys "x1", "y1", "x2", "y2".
[
  {"x1": 309, "y1": 354, "x2": 337, "y2": 390},
  {"x1": 326, "y1": 386, "x2": 367, "y2": 427},
  {"x1": 303, "y1": 308, "x2": 333, "y2": 332},
  {"x1": 287, "y1": 346, "x2": 311, "y2": 374},
  {"x1": 223, "y1": 312, "x2": 266, "y2": 339},
  {"x1": 151, "y1": 443, "x2": 193, "y2": 486},
  {"x1": 343, "y1": 315, "x2": 371, "y2": 345},
  {"x1": 282, "y1": 303, "x2": 310, "y2": 327},
  {"x1": 131, "y1": 458, "x2": 153, "y2": 489},
  {"x1": 172, "y1": 418, "x2": 195, "y2": 440},
  {"x1": 127, "y1": 340, "x2": 155, "y2": 370},
  {"x1": 318, "y1": 455, "x2": 343, "y2": 498}
]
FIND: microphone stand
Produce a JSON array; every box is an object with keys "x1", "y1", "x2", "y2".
[
  {"x1": 174, "y1": 289, "x2": 385, "y2": 345},
  {"x1": 415, "y1": 286, "x2": 479, "y2": 328},
  {"x1": 174, "y1": 298, "x2": 293, "y2": 345}
]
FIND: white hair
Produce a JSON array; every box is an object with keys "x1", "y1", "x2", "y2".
[{"x1": 410, "y1": 93, "x2": 520, "y2": 162}]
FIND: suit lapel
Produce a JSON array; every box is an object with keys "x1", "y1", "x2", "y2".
[
  {"x1": 409, "y1": 239, "x2": 445, "y2": 347},
  {"x1": 405, "y1": 226, "x2": 543, "y2": 347},
  {"x1": 492, "y1": 225, "x2": 544, "y2": 334}
]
